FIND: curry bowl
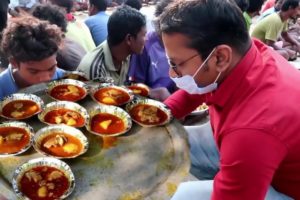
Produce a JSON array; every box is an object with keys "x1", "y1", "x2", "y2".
[
  {"x1": 90, "y1": 83, "x2": 134, "y2": 106},
  {"x1": 33, "y1": 125, "x2": 88, "y2": 159},
  {"x1": 86, "y1": 105, "x2": 132, "y2": 137},
  {"x1": 190, "y1": 103, "x2": 209, "y2": 116},
  {"x1": 47, "y1": 79, "x2": 88, "y2": 102},
  {"x1": 38, "y1": 101, "x2": 89, "y2": 128},
  {"x1": 12, "y1": 157, "x2": 75, "y2": 200},
  {"x1": 0, "y1": 93, "x2": 44, "y2": 120},
  {"x1": 127, "y1": 83, "x2": 150, "y2": 97},
  {"x1": 62, "y1": 71, "x2": 89, "y2": 82},
  {"x1": 0, "y1": 121, "x2": 34, "y2": 157},
  {"x1": 126, "y1": 98, "x2": 172, "y2": 127}
]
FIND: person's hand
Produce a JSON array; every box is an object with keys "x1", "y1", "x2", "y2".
[
  {"x1": 149, "y1": 87, "x2": 171, "y2": 102},
  {"x1": 286, "y1": 48, "x2": 297, "y2": 60}
]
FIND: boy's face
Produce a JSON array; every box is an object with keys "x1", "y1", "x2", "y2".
[
  {"x1": 11, "y1": 54, "x2": 57, "y2": 86},
  {"x1": 128, "y1": 26, "x2": 147, "y2": 55}
]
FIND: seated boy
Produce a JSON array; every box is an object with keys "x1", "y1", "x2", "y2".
[{"x1": 0, "y1": 15, "x2": 65, "y2": 100}]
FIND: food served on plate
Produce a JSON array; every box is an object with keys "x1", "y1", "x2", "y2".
[
  {"x1": 62, "y1": 71, "x2": 89, "y2": 81},
  {"x1": 126, "y1": 99, "x2": 172, "y2": 127},
  {"x1": 47, "y1": 79, "x2": 87, "y2": 102},
  {"x1": 13, "y1": 157, "x2": 75, "y2": 200},
  {"x1": 86, "y1": 105, "x2": 132, "y2": 137},
  {"x1": 0, "y1": 93, "x2": 43, "y2": 119},
  {"x1": 91, "y1": 84, "x2": 133, "y2": 106},
  {"x1": 127, "y1": 83, "x2": 150, "y2": 97},
  {"x1": 38, "y1": 101, "x2": 88, "y2": 127},
  {"x1": 33, "y1": 125, "x2": 88, "y2": 159},
  {"x1": 0, "y1": 122, "x2": 33, "y2": 156},
  {"x1": 190, "y1": 103, "x2": 209, "y2": 116},
  {"x1": 196, "y1": 103, "x2": 208, "y2": 111}
]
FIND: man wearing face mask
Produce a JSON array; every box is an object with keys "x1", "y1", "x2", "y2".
[{"x1": 160, "y1": 0, "x2": 300, "y2": 200}]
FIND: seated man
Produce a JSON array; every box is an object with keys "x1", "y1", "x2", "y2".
[
  {"x1": 251, "y1": 0, "x2": 300, "y2": 60},
  {"x1": 32, "y1": 3, "x2": 87, "y2": 71},
  {"x1": 78, "y1": 5, "x2": 146, "y2": 85},
  {"x1": 159, "y1": 0, "x2": 300, "y2": 199},
  {"x1": 0, "y1": 15, "x2": 65, "y2": 100},
  {"x1": 49, "y1": 0, "x2": 96, "y2": 52},
  {"x1": 128, "y1": 0, "x2": 177, "y2": 94},
  {"x1": 243, "y1": 0, "x2": 265, "y2": 30},
  {"x1": 85, "y1": 0, "x2": 109, "y2": 46}
]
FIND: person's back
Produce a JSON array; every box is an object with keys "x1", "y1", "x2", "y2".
[
  {"x1": 0, "y1": 15, "x2": 65, "y2": 100},
  {"x1": 251, "y1": 12, "x2": 286, "y2": 43},
  {"x1": 85, "y1": 0, "x2": 109, "y2": 46}
]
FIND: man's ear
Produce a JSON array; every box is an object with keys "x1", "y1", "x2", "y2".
[
  {"x1": 9, "y1": 58, "x2": 19, "y2": 69},
  {"x1": 213, "y1": 45, "x2": 232, "y2": 73},
  {"x1": 125, "y1": 34, "x2": 132, "y2": 46}
]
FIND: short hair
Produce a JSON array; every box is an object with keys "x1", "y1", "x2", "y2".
[
  {"x1": 31, "y1": 4, "x2": 67, "y2": 32},
  {"x1": 281, "y1": 0, "x2": 300, "y2": 11},
  {"x1": 246, "y1": 0, "x2": 265, "y2": 13},
  {"x1": 49, "y1": 0, "x2": 73, "y2": 13},
  {"x1": 107, "y1": 5, "x2": 146, "y2": 46},
  {"x1": 124, "y1": 0, "x2": 142, "y2": 10},
  {"x1": 159, "y1": 0, "x2": 250, "y2": 59},
  {"x1": 233, "y1": 0, "x2": 249, "y2": 12},
  {"x1": 154, "y1": 0, "x2": 174, "y2": 17},
  {"x1": 1, "y1": 15, "x2": 63, "y2": 62},
  {"x1": 89, "y1": 0, "x2": 107, "y2": 11}
]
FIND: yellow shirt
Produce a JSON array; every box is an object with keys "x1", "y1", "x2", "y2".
[{"x1": 251, "y1": 12, "x2": 288, "y2": 43}]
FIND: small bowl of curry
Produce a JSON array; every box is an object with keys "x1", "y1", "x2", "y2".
[
  {"x1": 86, "y1": 105, "x2": 132, "y2": 137},
  {"x1": 12, "y1": 157, "x2": 75, "y2": 200},
  {"x1": 126, "y1": 99, "x2": 172, "y2": 127},
  {"x1": 0, "y1": 121, "x2": 34, "y2": 157},
  {"x1": 127, "y1": 83, "x2": 150, "y2": 97},
  {"x1": 90, "y1": 83, "x2": 134, "y2": 106},
  {"x1": 38, "y1": 101, "x2": 89, "y2": 128},
  {"x1": 47, "y1": 79, "x2": 88, "y2": 102},
  {"x1": 0, "y1": 93, "x2": 44, "y2": 120},
  {"x1": 62, "y1": 71, "x2": 89, "y2": 82},
  {"x1": 33, "y1": 125, "x2": 88, "y2": 159}
]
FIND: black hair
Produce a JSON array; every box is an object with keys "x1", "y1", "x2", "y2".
[
  {"x1": 0, "y1": 0, "x2": 9, "y2": 32},
  {"x1": 233, "y1": 0, "x2": 249, "y2": 12},
  {"x1": 89, "y1": 0, "x2": 107, "y2": 11},
  {"x1": 159, "y1": 0, "x2": 250, "y2": 58},
  {"x1": 246, "y1": 0, "x2": 265, "y2": 13},
  {"x1": 154, "y1": 0, "x2": 174, "y2": 17},
  {"x1": 107, "y1": 5, "x2": 146, "y2": 46},
  {"x1": 49, "y1": 0, "x2": 73, "y2": 13},
  {"x1": 281, "y1": 0, "x2": 300, "y2": 11},
  {"x1": 124, "y1": 0, "x2": 142, "y2": 10},
  {"x1": 32, "y1": 4, "x2": 67, "y2": 32},
  {"x1": 1, "y1": 15, "x2": 63, "y2": 62}
]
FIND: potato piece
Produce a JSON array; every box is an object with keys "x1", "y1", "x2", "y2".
[
  {"x1": 11, "y1": 111, "x2": 24, "y2": 118},
  {"x1": 0, "y1": 136, "x2": 3, "y2": 145},
  {"x1": 47, "y1": 170, "x2": 63, "y2": 181},
  {"x1": 99, "y1": 120, "x2": 112, "y2": 130},
  {"x1": 54, "y1": 116, "x2": 63, "y2": 124},
  {"x1": 63, "y1": 143, "x2": 78, "y2": 154},
  {"x1": 132, "y1": 89, "x2": 141, "y2": 94},
  {"x1": 6, "y1": 133, "x2": 23, "y2": 141},
  {"x1": 66, "y1": 118, "x2": 76, "y2": 126},
  {"x1": 102, "y1": 97, "x2": 116, "y2": 104},
  {"x1": 67, "y1": 85, "x2": 79, "y2": 93},
  {"x1": 37, "y1": 186, "x2": 48, "y2": 198},
  {"x1": 13, "y1": 102, "x2": 23, "y2": 109}
]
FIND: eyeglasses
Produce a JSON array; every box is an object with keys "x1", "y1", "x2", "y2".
[{"x1": 168, "y1": 54, "x2": 199, "y2": 78}]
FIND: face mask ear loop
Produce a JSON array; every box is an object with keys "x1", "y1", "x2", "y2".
[
  {"x1": 214, "y1": 72, "x2": 222, "y2": 84},
  {"x1": 192, "y1": 48, "x2": 216, "y2": 78}
]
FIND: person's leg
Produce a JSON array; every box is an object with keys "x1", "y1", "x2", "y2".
[
  {"x1": 185, "y1": 122, "x2": 220, "y2": 180},
  {"x1": 171, "y1": 181, "x2": 294, "y2": 200}
]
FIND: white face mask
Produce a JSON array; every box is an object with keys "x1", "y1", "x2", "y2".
[{"x1": 171, "y1": 48, "x2": 221, "y2": 95}]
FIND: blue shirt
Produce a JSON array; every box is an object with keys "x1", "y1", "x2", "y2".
[
  {"x1": 85, "y1": 11, "x2": 109, "y2": 46},
  {"x1": 128, "y1": 31, "x2": 176, "y2": 93},
  {"x1": 0, "y1": 66, "x2": 65, "y2": 100}
]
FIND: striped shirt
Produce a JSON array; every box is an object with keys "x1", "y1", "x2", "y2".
[{"x1": 77, "y1": 40, "x2": 130, "y2": 85}]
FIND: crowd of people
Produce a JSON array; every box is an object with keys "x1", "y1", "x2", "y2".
[{"x1": 1, "y1": 0, "x2": 300, "y2": 199}]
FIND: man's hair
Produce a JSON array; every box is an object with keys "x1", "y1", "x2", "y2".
[
  {"x1": 154, "y1": 0, "x2": 174, "y2": 17},
  {"x1": 159, "y1": 0, "x2": 250, "y2": 59},
  {"x1": 31, "y1": 4, "x2": 67, "y2": 32},
  {"x1": 49, "y1": 0, "x2": 73, "y2": 13},
  {"x1": 107, "y1": 5, "x2": 146, "y2": 46},
  {"x1": 233, "y1": 0, "x2": 249, "y2": 12},
  {"x1": 124, "y1": 0, "x2": 142, "y2": 10},
  {"x1": 89, "y1": 0, "x2": 107, "y2": 11},
  {"x1": 281, "y1": 0, "x2": 300, "y2": 11},
  {"x1": 1, "y1": 15, "x2": 63, "y2": 62},
  {"x1": 246, "y1": 0, "x2": 265, "y2": 13}
]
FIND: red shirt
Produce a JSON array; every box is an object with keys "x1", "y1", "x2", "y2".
[
  {"x1": 261, "y1": 0, "x2": 276, "y2": 12},
  {"x1": 165, "y1": 39, "x2": 300, "y2": 200}
]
